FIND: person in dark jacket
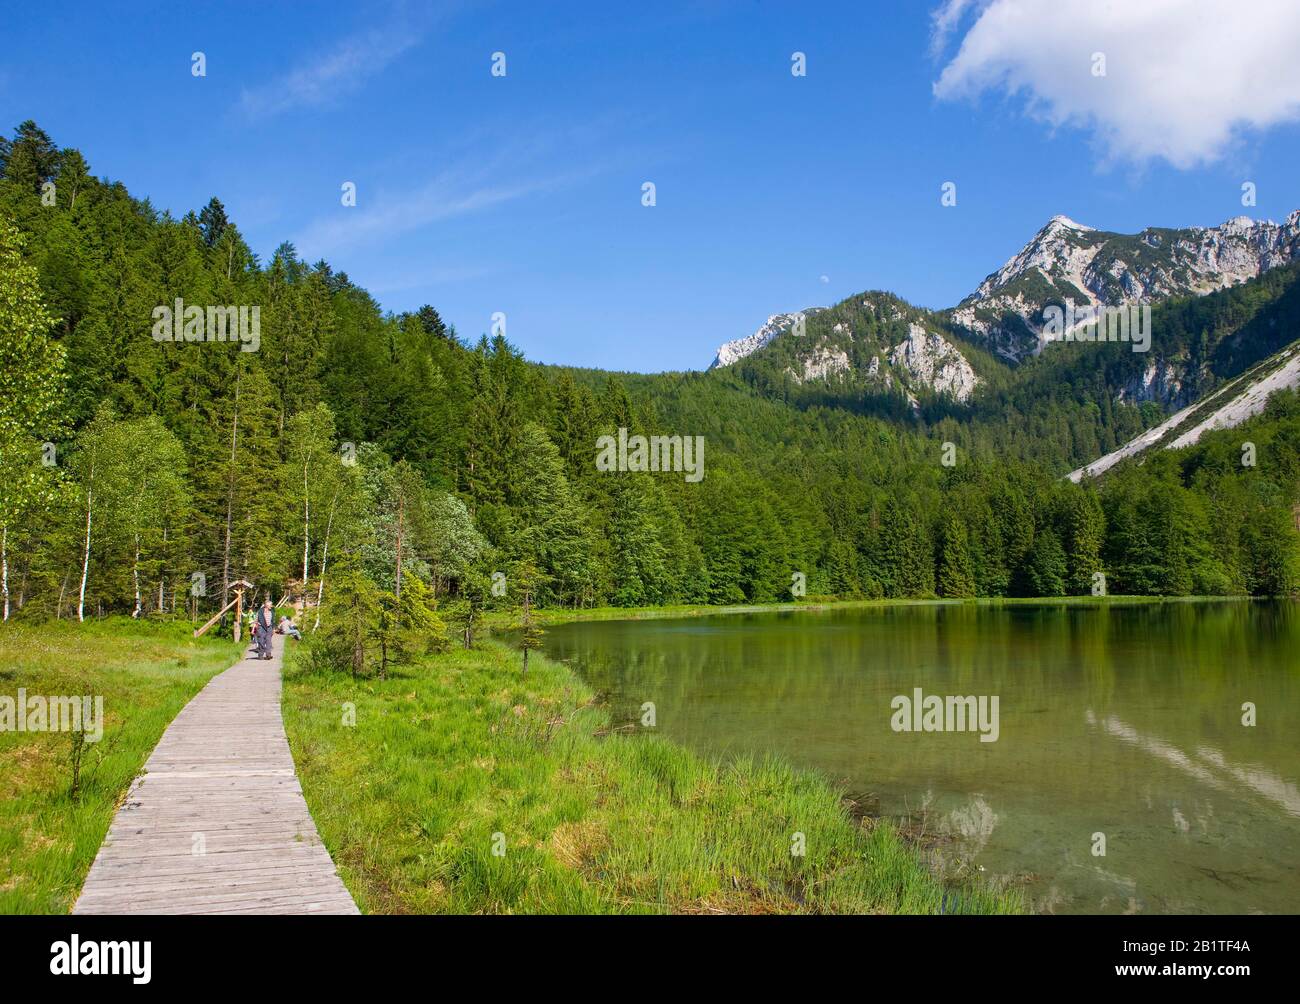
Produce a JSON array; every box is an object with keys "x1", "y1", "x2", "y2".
[{"x1": 255, "y1": 599, "x2": 276, "y2": 660}]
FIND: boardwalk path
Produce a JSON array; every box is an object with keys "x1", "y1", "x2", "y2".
[{"x1": 74, "y1": 633, "x2": 358, "y2": 915}]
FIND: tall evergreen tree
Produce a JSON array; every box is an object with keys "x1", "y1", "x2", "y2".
[{"x1": 938, "y1": 513, "x2": 976, "y2": 598}]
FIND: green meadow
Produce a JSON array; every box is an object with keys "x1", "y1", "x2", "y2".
[
  {"x1": 281, "y1": 635, "x2": 1021, "y2": 915},
  {"x1": 0, "y1": 619, "x2": 238, "y2": 913}
]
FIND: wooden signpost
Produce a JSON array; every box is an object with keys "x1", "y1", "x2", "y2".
[{"x1": 193, "y1": 579, "x2": 256, "y2": 641}]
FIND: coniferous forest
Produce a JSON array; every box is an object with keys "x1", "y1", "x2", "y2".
[
  {"x1": 6, "y1": 0, "x2": 1300, "y2": 936},
  {"x1": 2, "y1": 119, "x2": 1298, "y2": 640}
]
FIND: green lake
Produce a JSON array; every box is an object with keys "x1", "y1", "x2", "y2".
[{"x1": 537, "y1": 601, "x2": 1300, "y2": 914}]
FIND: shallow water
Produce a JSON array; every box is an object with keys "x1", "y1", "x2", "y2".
[{"x1": 538, "y1": 601, "x2": 1300, "y2": 914}]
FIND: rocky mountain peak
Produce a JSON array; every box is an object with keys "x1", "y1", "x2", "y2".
[
  {"x1": 950, "y1": 210, "x2": 1300, "y2": 363},
  {"x1": 1047, "y1": 214, "x2": 1094, "y2": 232},
  {"x1": 709, "y1": 308, "x2": 826, "y2": 368}
]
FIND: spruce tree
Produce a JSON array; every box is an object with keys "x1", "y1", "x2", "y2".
[{"x1": 938, "y1": 513, "x2": 976, "y2": 598}]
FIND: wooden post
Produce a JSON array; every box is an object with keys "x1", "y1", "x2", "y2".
[
  {"x1": 192, "y1": 594, "x2": 239, "y2": 638},
  {"x1": 234, "y1": 587, "x2": 244, "y2": 643}
]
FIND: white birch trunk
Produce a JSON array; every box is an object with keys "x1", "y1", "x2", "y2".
[
  {"x1": 1, "y1": 525, "x2": 8, "y2": 622},
  {"x1": 77, "y1": 449, "x2": 95, "y2": 623}
]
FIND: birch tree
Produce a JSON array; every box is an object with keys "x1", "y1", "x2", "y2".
[
  {"x1": 0, "y1": 216, "x2": 66, "y2": 620},
  {"x1": 68, "y1": 406, "x2": 131, "y2": 621},
  {"x1": 283, "y1": 403, "x2": 338, "y2": 598}
]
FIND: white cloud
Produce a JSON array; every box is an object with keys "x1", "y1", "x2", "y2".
[
  {"x1": 239, "y1": 21, "x2": 424, "y2": 118},
  {"x1": 929, "y1": 0, "x2": 976, "y2": 57},
  {"x1": 932, "y1": 0, "x2": 1300, "y2": 168}
]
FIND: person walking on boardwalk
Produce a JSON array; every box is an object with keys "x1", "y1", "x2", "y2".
[{"x1": 255, "y1": 598, "x2": 275, "y2": 660}]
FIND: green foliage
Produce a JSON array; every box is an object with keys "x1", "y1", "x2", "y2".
[
  {"x1": 375, "y1": 573, "x2": 449, "y2": 679},
  {"x1": 281, "y1": 638, "x2": 1021, "y2": 915},
  {"x1": 937, "y1": 513, "x2": 976, "y2": 598},
  {"x1": 318, "y1": 565, "x2": 380, "y2": 677},
  {"x1": 1, "y1": 121, "x2": 1298, "y2": 624}
]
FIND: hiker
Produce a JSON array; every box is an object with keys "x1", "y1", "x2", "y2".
[
  {"x1": 278, "y1": 613, "x2": 302, "y2": 641},
  {"x1": 255, "y1": 598, "x2": 275, "y2": 660}
]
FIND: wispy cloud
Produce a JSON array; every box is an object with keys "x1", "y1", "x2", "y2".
[
  {"x1": 364, "y1": 264, "x2": 497, "y2": 295},
  {"x1": 238, "y1": 12, "x2": 430, "y2": 119},
  {"x1": 928, "y1": 0, "x2": 977, "y2": 58},
  {"x1": 293, "y1": 161, "x2": 598, "y2": 259},
  {"x1": 291, "y1": 116, "x2": 619, "y2": 259}
]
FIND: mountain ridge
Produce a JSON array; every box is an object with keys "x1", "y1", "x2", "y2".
[{"x1": 710, "y1": 210, "x2": 1300, "y2": 387}]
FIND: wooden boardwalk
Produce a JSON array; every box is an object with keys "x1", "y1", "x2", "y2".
[{"x1": 74, "y1": 633, "x2": 358, "y2": 915}]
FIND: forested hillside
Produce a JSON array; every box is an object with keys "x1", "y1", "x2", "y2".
[{"x1": 1, "y1": 120, "x2": 1297, "y2": 627}]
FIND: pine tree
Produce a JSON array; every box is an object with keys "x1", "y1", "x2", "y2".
[
  {"x1": 1062, "y1": 484, "x2": 1106, "y2": 594},
  {"x1": 320, "y1": 565, "x2": 379, "y2": 678},
  {"x1": 414, "y1": 305, "x2": 448, "y2": 341},
  {"x1": 198, "y1": 197, "x2": 229, "y2": 248},
  {"x1": 937, "y1": 513, "x2": 976, "y2": 598},
  {"x1": 1027, "y1": 526, "x2": 1068, "y2": 597},
  {"x1": 514, "y1": 560, "x2": 545, "y2": 674},
  {"x1": 3, "y1": 121, "x2": 59, "y2": 192},
  {"x1": 375, "y1": 572, "x2": 447, "y2": 676}
]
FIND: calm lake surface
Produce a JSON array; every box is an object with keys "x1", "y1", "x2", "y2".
[{"x1": 537, "y1": 602, "x2": 1300, "y2": 914}]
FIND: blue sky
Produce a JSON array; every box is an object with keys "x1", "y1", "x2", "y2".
[{"x1": 5, "y1": 0, "x2": 1300, "y2": 371}]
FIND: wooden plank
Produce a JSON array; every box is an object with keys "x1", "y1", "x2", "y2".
[
  {"x1": 192, "y1": 595, "x2": 239, "y2": 639},
  {"x1": 73, "y1": 634, "x2": 358, "y2": 915}
]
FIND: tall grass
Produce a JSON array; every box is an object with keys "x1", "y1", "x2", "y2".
[
  {"x1": 0, "y1": 618, "x2": 239, "y2": 913},
  {"x1": 283, "y1": 639, "x2": 1022, "y2": 914}
]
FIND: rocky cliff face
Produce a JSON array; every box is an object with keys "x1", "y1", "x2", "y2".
[
  {"x1": 716, "y1": 292, "x2": 983, "y2": 404},
  {"x1": 888, "y1": 323, "x2": 979, "y2": 402},
  {"x1": 710, "y1": 308, "x2": 827, "y2": 368},
  {"x1": 1117, "y1": 360, "x2": 1191, "y2": 408},
  {"x1": 950, "y1": 212, "x2": 1300, "y2": 363}
]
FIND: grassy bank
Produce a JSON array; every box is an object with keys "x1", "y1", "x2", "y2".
[
  {"x1": 282, "y1": 639, "x2": 1022, "y2": 914},
  {"x1": 0, "y1": 619, "x2": 239, "y2": 913},
  {"x1": 486, "y1": 593, "x2": 1249, "y2": 629}
]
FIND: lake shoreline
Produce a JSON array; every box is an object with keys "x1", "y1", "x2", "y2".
[
  {"x1": 490, "y1": 593, "x2": 1257, "y2": 629},
  {"x1": 282, "y1": 636, "x2": 1023, "y2": 914}
]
